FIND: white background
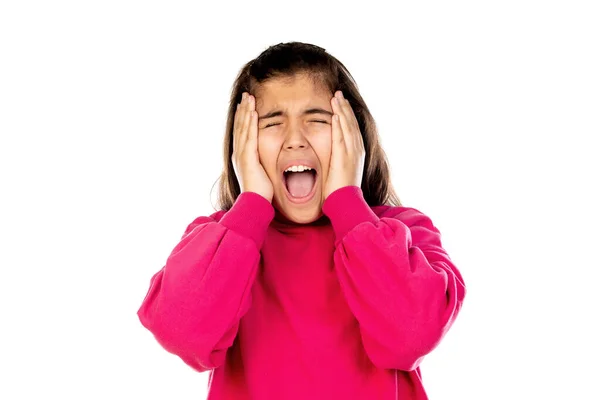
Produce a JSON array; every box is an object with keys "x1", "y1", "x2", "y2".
[{"x1": 1, "y1": 1, "x2": 598, "y2": 399}]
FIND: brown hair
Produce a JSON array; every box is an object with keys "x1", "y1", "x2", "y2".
[{"x1": 213, "y1": 41, "x2": 401, "y2": 211}]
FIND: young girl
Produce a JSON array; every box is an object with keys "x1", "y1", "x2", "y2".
[{"x1": 137, "y1": 41, "x2": 466, "y2": 400}]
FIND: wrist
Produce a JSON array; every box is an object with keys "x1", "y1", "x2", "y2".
[
  {"x1": 220, "y1": 192, "x2": 275, "y2": 248},
  {"x1": 243, "y1": 189, "x2": 273, "y2": 203},
  {"x1": 322, "y1": 186, "x2": 378, "y2": 240}
]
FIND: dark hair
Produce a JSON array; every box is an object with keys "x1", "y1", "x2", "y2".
[{"x1": 214, "y1": 41, "x2": 401, "y2": 210}]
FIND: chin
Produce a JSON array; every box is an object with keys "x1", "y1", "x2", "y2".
[
  {"x1": 273, "y1": 158, "x2": 325, "y2": 225},
  {"x1": 273, "y1": 188, "x2": 324, "y2": 225}
]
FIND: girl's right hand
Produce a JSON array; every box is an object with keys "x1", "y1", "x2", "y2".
[{"x1": 231, "y1": 92, "x2": 274, "y2": 203}]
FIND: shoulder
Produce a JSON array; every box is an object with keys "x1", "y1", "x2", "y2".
[
  {"x1": 371, "y1": 204, "x2": 439, "y2": 233},
  {"x1": 180, "y1": 209, "x2": 227, "y2": 238},
  {"x1": 371, "y1": 204, "x2": 446, "y2": 250}
]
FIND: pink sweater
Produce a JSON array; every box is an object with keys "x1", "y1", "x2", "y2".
[{"x1": 137, "y1": 186, "x2": 465, "y2": 399}]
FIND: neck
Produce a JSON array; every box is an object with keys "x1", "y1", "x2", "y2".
[{"x1": 273, "y1": 209, "x2": 330, "y2": 227}]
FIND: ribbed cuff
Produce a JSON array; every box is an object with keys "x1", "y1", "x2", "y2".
[
  {"x1": 321, "y1": 186, "x2": 379, "y2": 241},
  {"x1": 219, "y1": 192, "x2": 275, "y2": 249}
]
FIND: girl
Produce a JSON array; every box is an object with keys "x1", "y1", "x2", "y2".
[{"x1": 137, "y1": 41, "x2": 466, "y2": 400}]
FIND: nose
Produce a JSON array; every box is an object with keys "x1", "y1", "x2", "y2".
[{"x1": 283, "y1": 124, "x2": 308, "y2": 150}]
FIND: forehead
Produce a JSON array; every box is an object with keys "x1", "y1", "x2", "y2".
[{"x1": 254, "y1": 74, "x2": 332, "y2": 109}]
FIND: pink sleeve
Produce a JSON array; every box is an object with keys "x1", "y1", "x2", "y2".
[
  {"x1": 137, "y1": 192, "x2": 274, "y2": 372},
  {"x1": 322, "y1": 186, "x2": 466, "y2": 371}
]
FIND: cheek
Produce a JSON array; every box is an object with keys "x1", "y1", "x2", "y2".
[
  {"x1": 310, "y1": 132, "x2": 332, "y2": 176},
  {"x1": 257, "y1": 132, "x2": 284, "y2": 177}
]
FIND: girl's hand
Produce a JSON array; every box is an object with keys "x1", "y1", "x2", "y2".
[
  {"x1": 323, "y1": 90, "x2": 365, "y2": 201},
  {"x1": 232, "y1": 92, "x2": 274, "y2": 202}
]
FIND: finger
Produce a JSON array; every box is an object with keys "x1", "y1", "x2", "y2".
[
  {"x1": 239, "y1": 94, "x2": 255, "y2": 146},
  {"x1": 335, "y1": 91, "x2": 363, "y2": 151},
  {"x1": 233, "y1": 93, "x2": 244, "y2": 127},
  {"x1": 248, "y1": 98, "x2": 260, "y2": 158},
  {"x1": 247, "y1": 109, "x2": 258, "y2": 149},
  {"x1": 234, "y1": 92, "x2": 247, "y2": 129},
  {"x1": 331, "y1": 95, "x2": 350, "y2": 149},
  {"x1": 331, "y1": 110, "x2": 345, "y2": 151},
  {"x1": 337, "y1": 91, "x2": 360, "y2": 131},
  {"x1": 335, "y1": 91, "x2": 353, "y2": 125},
  {"x1": 233, "y1": 93, "x2": 247, "y2": 153},
  {"x1": 236, "y1": 93, "x2": 253, "y2": 154}
]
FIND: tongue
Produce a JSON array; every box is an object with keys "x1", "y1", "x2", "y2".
[{"x1": 286, "y1": 171, "x2": 315, "y2": 198}]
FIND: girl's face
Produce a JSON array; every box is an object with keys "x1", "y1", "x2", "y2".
[{"x1": 254, "y1": 73, "x2": 333, "y2": 224}]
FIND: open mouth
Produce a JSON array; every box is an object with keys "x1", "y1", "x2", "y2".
[{"x1": 282, "y1": 168, "x2": 318, "y2": 202}]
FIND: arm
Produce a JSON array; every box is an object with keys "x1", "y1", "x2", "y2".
[
  {"x1": 137, "y1": 192, "x2": 274, "y2": 372},
  {"x1": 322, "y1": 186, "x2": 466, "y2": 371}
]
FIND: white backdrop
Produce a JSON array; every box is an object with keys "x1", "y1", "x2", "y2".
[{"x1": 1, "y1": 1, "x2": 598, "y2": 399}]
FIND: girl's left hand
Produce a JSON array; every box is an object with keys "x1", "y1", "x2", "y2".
[{"x1": 323, "y1": 90, "x2": 366, "y2": 201}]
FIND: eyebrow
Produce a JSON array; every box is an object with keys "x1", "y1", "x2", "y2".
[{"x1": 258, "y1": 107, "x2": 333, "y2": 121}]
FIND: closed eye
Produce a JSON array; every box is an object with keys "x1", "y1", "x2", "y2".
[{"x1": 264, "y1": 120, "x2": 328, "y2": 128}]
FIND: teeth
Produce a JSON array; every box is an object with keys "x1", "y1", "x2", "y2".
[{"x1": 285, "y1": 165, "x2": 313, "y2": 172}]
